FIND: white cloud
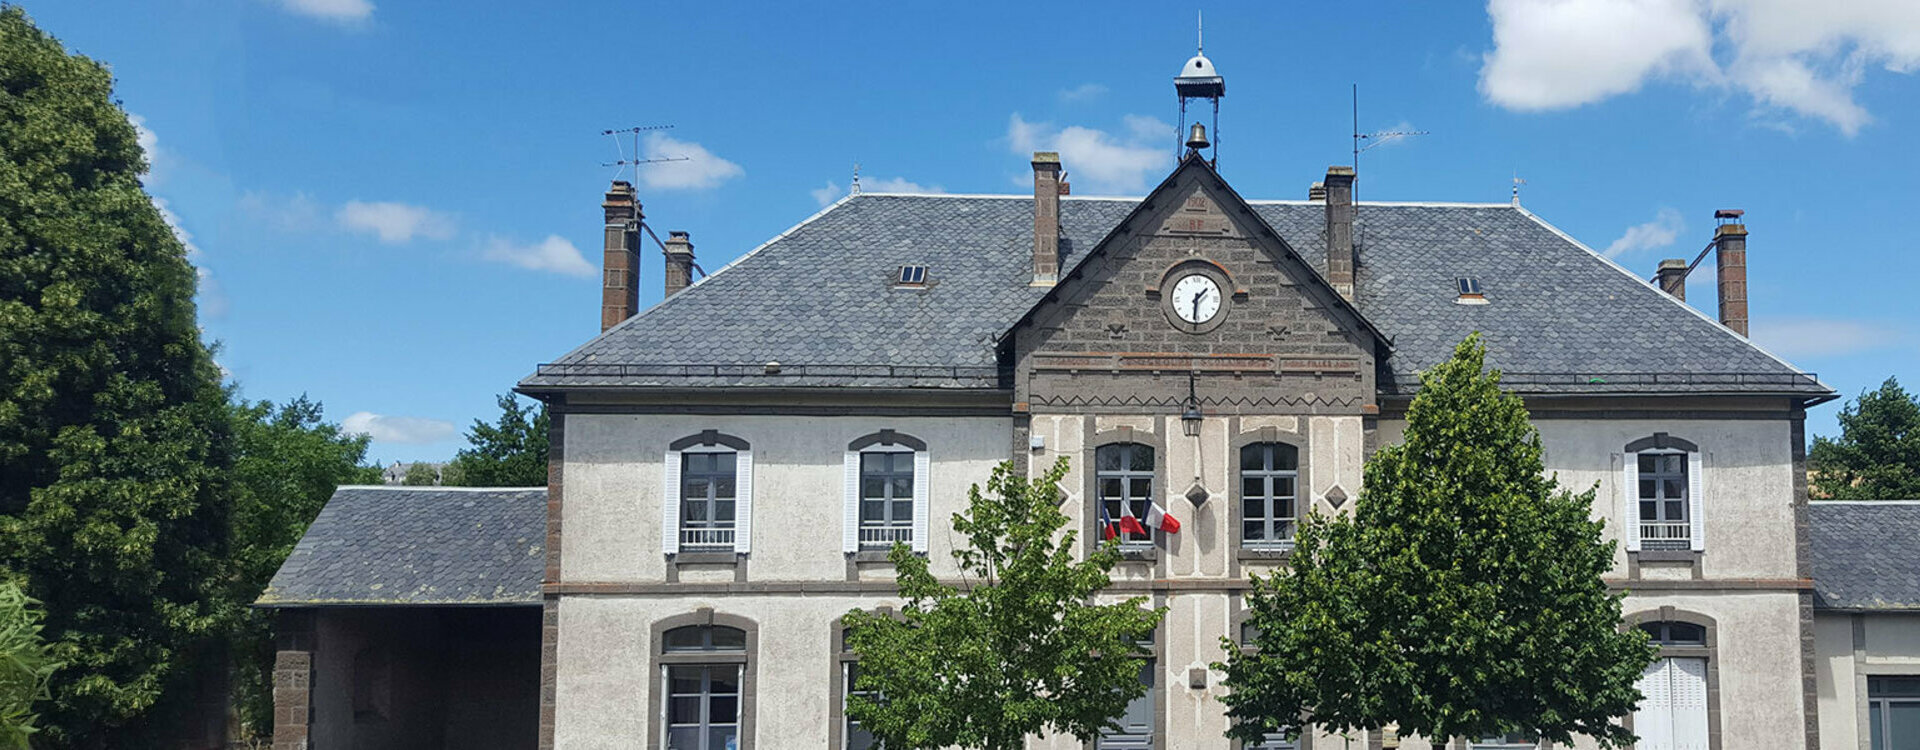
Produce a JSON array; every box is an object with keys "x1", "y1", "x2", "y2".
[
  {"x1": 1479, "y1": 0, "x2": 1920, "y2": 135},
  {"x1": 341, "y1": 412, "x2": 457, "y2": 445},
  {"x1": 239, "y1": 190, "x2": 325, "y2": 232},
  {"x1": 1006, "y1": 114, "x2": 1171, "y2": 194},
  {"x1": 336, "y1": 200, "x2": 456, "y2": 244},
  {"x1": 481, "y1": 234, "x2": 594, "y2": 277},
  {"x1": 1604, "y1": 208, "x2": 1686, "y2": 257},
  {"x1": 639, "y1": 132, "x2": 743, "y2": 191},
  {"x1": 152, "y1": 196, "x2": 200, "y2": 258},
  {"x1": 1752, "y1": 318, "x2": 1895, "y2": 359},
  {"x1": 129, "y1": 113, "x2": 170, "y2": 185},
  {"x1": 862, "y1": 177, "x2": 943, "y2": 194},
  {"x1": 274, "y1": 0, "x2": 373, "y2": 23},
  {"x1": 195, "y1": 267, "x2": 228, "y2": 319},
  {"x1": 811, "y1": 181, "x2": 843, "y2": 207},
  {"x1": 1058, "y1": 83, "x2": 1109, "y2": 102}
]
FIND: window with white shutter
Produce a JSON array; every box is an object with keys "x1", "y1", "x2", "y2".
[
  {"x1": 664, "y1": 432, "x2": 752, "y2": 556},
  {"x1": 1624, "y1": 434, "x2": 1704, "y2": 554},
  {"x1": 845, "y1": 430, "x2": 930, "y2": 554}
]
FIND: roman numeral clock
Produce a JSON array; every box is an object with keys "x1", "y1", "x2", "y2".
[{"x1": 1156, "y1": 260, "x2": 1238, "y2": 335}]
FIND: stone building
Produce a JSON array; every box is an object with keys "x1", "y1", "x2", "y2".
[
  {"x1": 506, "y1": 48, "x2": 1837, "y2": 750},
  {"x1": 261, "y1": 48, "x2": 1874, "y2": 750}
]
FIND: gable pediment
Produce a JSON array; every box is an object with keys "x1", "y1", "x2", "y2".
[{"x1": 1009, "y1": 156, "x2": 1385, "y2": 415}]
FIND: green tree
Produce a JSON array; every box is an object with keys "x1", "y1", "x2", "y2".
[
  {"x1": 445, "y1": 394, "x2": 549, "y2": 486},
  {"x1": 842, "y1": 459, "x2": 1165, "y2": 750},
  {"x1": 401, "y1": 462, "x2": 440, "y2": 486},
  {"x1": 224, "y1": 396, "x2": 380, "y2": 738},
  {"x1": 1811, "y1": 377, "x2": 1920, "y2": 500},
  {"x1": 1219, "y1": 335, "x2": 1654, "y2": 748},
  {"x1": 0, "y1": 8, "x2": 237, "y2": 746},
  {"x1": 0, "y1": 579, "x2": 61, "y2": 750}
]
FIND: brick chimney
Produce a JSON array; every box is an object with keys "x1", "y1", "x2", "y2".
[
  {"x1": 1031, "y1": 152, "x2": 1062, "y2": 286},
  {"x1": 600, "y1": 181, "x2": 640, "y2": 331},
  {"x1": 1714, "y1": 210, "x2": 1747, "y2": 336},
  {"x1": 1323, "y1": 166, "x2": 1356, "y2": 301},
  {"x1": 1655, "y1": 258, "x2": 1688, "y2": 301},
  {"x1": 663, "y1": 231, "x2": 695, "y2": 298}
]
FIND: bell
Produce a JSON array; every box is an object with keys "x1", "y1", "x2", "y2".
[{"x1": 1186, "y1": 123, "x2": 1210, "y2": 151}]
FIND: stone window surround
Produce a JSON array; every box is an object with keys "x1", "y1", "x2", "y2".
[
  {"x1": 1622, "y1": 606, "x2": 1722, "y2": 750},
  {"x1": 1622, "y1": 433, "x2": 1705, "y2": 578},
  {"x1": 1228, "y1": 603, "x2": 1312, "y2": 750},
  {"x1": 844, "y1": 429, "x2": 930, "y2": 568},
  {"x1": 665, "y1": 431, "x2": 752, "y2": 583},
  {"x1": 828, "y1": 609, "x2": 901, "y2": 750},
  {"x1": 647, "y1": 609, "x2": 760, "y2": 750},
  {"x1": 1228, "y1": 426, "x2": 1311, "y2": 568},
  {"x1": 1083, "y1": 426, "x2": 1169, "y2": 576},
  {"x1": 1087, "y1": 602, "x2": 1166, "y2": 750}
]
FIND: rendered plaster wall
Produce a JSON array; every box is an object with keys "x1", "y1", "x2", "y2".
[{"x1": 1814, "y1": 612, "x2": 1920, "y2": 750}]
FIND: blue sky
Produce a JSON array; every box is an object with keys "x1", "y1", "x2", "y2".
[{"x1": 29, "y1": 0, "x2": 1920, "y2": 463}]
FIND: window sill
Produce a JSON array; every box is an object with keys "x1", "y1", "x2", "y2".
[
  {"x1": 1633, "y1": 550, "x2": 1701, "y2": 563},
  {"x1": 1116, "y1": 547, "x2": 1159, "y2": 562},
  {"x1": 850, "y1": 550, "x2": 904, "y2": 563},
  {"x1": 1237, "y1": 546, "x2": 1295, "y2": 561},
  {"x1": 670, "y1": 551, "x2": 742, "y2": 565}
]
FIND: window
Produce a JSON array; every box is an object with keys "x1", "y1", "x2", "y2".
[
  {"x1": 664, "y1": 432, "x2": 753, "y2": 555},
  {"x1": 1637, "y1": 453, "x2": 1690, "y2": 550},
  {"x1": 1232, "y1": 615, "x2": 1294, "y2": 750},
  {"x1": 661, "y1": 625, "x2": 747, "y2": 750},
  {"x1": 1239, "y1": 443, "x2": 1298, "y2": 548},
  {"x1": 843, "y1": 662, "x2": 882, "y2": 749},
  {"x1": 1097, "y1": 443, "x2": 1157, "y2": 547},
  {"x1": 897, "y1": 265, "x2": 927, "y2": 286},
  {"x1": 680, "y1": 452, "x2": 737, "y2": 550},
  {"x1": 1633, "y1": 620, "x2": 1710, "y2": 750},
  {"x1": 1098, "y1": 630, "x2": 1155, "y2": 749},
  {"x1": 843, "y1": 431, "x2": 929, "y2": 554},
  {"x1": 859, "y1": 452, "x2": 915, "y2": 548},
  {"x1": 1869, "y1": 676, "x2": 1920, "y2": 750},
  {"x1": 1469, "y1": 732, "x2": 1538, "y2": 749}
]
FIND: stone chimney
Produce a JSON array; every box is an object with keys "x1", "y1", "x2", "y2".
[
  {"x1": 1031, "y1": 152, "x2": 1062, "y2": 286},
  {"x1": 600, "y1": 181, "x2": 640, "y2": 331},
  {"x1": 1655, "y1": 258, "x2": 1688, "y2": 301},
  {"x1": 663, "y1": 231, "x2": 695, "y2": 298},
  {"x1": 1307, "y1": 181, "x2": 1327, "y2": 201},
  {"x1": 1323, "y1": 166, "x2": 1356, "y2": 301},
  {"x1": 1714, "y1": 210, "x2": 1748, "y2": 336}
]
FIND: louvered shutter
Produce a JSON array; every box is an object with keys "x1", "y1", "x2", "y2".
[
  {"x1": 1688, "y1": 451, "x2": 1706, "y2": 552},
  {"x1": 911, "y1": 449, "x2": 931, "y2": 554},
  {"x1": 843, "y1": 451, "x2": 860, "y2": 553},
  {"x1": 1672, "y1": 658, "x2": 1710, "y2": 750},
  {"x1": 662, "y1": 451, "x2": 681, "y2": 555},
  {"x1": 734, "y1": 450, "x2": 753, "y2": 554},
  {"x1": 1622, "y1": 453, "x2": 1641, "y2": 552}
]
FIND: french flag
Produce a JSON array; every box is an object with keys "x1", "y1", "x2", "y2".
[
  {"x1": 1099, "y1": 501, "x2": 1119, "y2": 541},
  {"x1": 1145, "y1": 501, "x2": 1181, "y2": 534}
]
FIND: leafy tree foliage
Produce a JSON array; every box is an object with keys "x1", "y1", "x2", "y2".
[
  {"x1": 843, "y1": 459, "x2": 1164, "y2": 750},
  {"x1": 1219, "y1": 335, "x2": 1654, "y2": 747},
  {"x1": 445, "y1": 394, "x2": 548, "y2": 487},
  {"x1": 0, "y1": 8, "x2": 237, "y2": 746},
  {"x1": 402, "y1": 462, "x2": 440, "y2": 486},
  {"x1": 224, "y1": 396, "x2": 380, "y2": 737},
  {"x1": 1811, "y1": 377, "x2": 1920, "y2": 500},
  {"x1": 0, "y1": 579, "x2": 60, "y2": 750}
]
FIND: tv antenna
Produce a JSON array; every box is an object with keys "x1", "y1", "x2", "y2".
[
  {"x1": 601, "y1": 125, "x2": 688, "y2": 181},
  {"x1": 1350, "y1": 84, "x2": 1429, "y2": 179}
]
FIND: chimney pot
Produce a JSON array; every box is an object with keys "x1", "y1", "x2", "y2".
[
  {"x1": 1031, "y1": 152, "x2": 1062, "y2": 286},
  {"x1": 1714, "y1": 217, "x2": 1748, "y2": 336},
  {"x1": 1322, "y1": 166, "x2": 1356, "y2": 302},
  {"x1": 1655, "y1": 258, "x2": 1688, "y2": 301},
  {"x1": 1308, "y1": 182, "x2": 1327, "y2": 201},
  {"x1": 600, "y1": 181, "x2": 641, "y2": 331},
  {"x1": 663, "y1": 231, "x2": 696, "y2": 298}
]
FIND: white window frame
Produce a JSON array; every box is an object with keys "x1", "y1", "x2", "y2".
[
  {"x1": 663, "y1": 433, "x2": 753, "y2": 556},
  {"x1": 1623, "y1": 440, "x2": 1704, "y2": 553},
  {"x1": 842, "y1": 431, "x2": 929, "y2": 554}
]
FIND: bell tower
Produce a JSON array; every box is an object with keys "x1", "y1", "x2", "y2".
[{"x1": 1174, "y1": 14, "x2": 1225, "y2": 166}]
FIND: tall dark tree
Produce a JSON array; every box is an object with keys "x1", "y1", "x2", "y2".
[
  {"x1": 0, "y1": 8, "x2": 236, "y2": 746},
  {"x1": 1219, "y1": 335, "x2": 1654, "y2": 747},
  {"x1": 843, "y1": 459, "x2": 1164, "y2": 750},
  {"x1": 224, "y1": 395, "x2": 380, "y2": 737},
  {"x1": 1811, "y1": 377, "x2": 1920, "y2": 500},
  {"x1": 445, "y1": 393, "x2": 549, "y2": 487}
]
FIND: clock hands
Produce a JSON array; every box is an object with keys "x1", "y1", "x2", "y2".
[{"x1": 1191, "y1": 288, "x2": 1211, "y2": 321}]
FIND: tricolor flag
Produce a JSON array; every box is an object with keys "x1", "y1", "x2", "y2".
[
  {"x1": 1099, "y1": 500, "x2": 1119, "y2": 541},
  {"x1": 1145, "y1": 501, "x2": 1181, "y2": 534}
]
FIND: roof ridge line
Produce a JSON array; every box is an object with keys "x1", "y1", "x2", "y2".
[
  {"x1": 335, "y1": 485, "x2": 547, "y2": 492},
  {"x1": 1509, "y1": 205, "x2": 1826, "y2": 390},
  {"x1": 1813, "y1": 499, "x2": 1920, "y2": 505},
  {"x1": 855, "y1": 192, "x2": 1518, "y2": 208}
]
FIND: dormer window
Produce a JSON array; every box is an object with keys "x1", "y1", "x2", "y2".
[
  {"x1": 897, "y1": 265, "x2": 928, "y2": 287},
  {"x1": 1455, "y1": 277, "x2": 1488, "y2": 305}
]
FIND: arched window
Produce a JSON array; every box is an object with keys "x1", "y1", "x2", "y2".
[
  {"x1": 1639, "y1": 620, "x2": 1707, "y2": 646},
  {"x1": 1623, "y1": 434, "x2": 1703, "y2": 553},
  {"x1": 664, "y1": 432, "x2": 753, "y2": 555},
  {"x1": 1239, "y1": 442, "x2": 1299, "y2": 549},
  {"x1": 1630, "y1": 615, "x2": 1716, "y2": 750},
  {"x1": 1097, "y1": 443, "x2": 1158, "y2": 547},
  {"x1": 652, "y1": 616, "x2": 756, "y2": 750},
  {"x1": 843, "y1": 431, "x2": 929, "y2": 554}
]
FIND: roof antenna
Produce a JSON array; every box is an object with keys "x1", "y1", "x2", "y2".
[
  {"x1": 600, "y1": 125, "x2": 687, "y2": 182},
  {"x1": 1511, "y1": 174, "x2": 1526, "y2": 206}
]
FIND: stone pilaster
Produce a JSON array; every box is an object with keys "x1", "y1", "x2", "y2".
[{"x1": 271, "y1": 610, "x2": 315, "y2": 750}]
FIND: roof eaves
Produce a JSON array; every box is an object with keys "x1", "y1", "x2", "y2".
[{"x1": 1510, "y1": 205, "x2": 1833, "y2": 397}]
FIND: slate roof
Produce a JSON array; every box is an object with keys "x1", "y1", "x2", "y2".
[
  {"x1": 1809, "y1": 501, "x2": 1920, "y2": 611},
  {"x1": 257, "y1": 486, "x2": 545, "y2": 607},
  {"x1": 520, "y1": 186, "x2": 1826, "y2": 398}
]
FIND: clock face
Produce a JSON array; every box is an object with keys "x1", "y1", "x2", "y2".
[{"x1": 1170, "y1": 274, "x2": 1222, "y2": 324}]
